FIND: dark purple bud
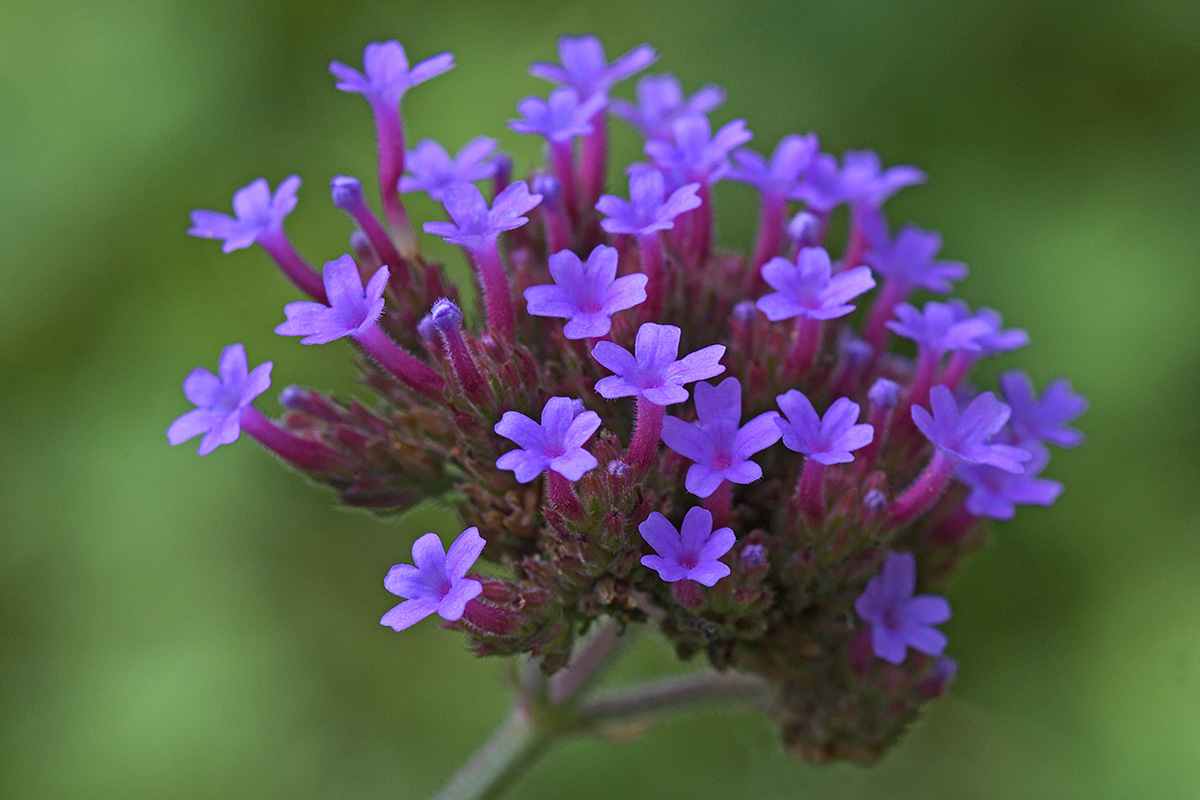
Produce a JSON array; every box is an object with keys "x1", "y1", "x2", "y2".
[
  {"x1": 732, "y1": 299, "x2": 757, "y2": 324},
  {"x1": 430, "y1": 297, "x2": 464, "y2": 331},
  {"x1": 331, "y1": 175, "x2": 365, "y2": 210},
  {"x1": 863, "y1": 488, "x2": 888, "y2": 514},
  {"x1": 531, "y1": 173, "x2": 563, "y2": 203},
  {"x1": 279, "y1": 384, "x2": 306, "y2": 409},
  {"x1": 841, "y1": 338, "x2": 873, "y2": 369},
  {"x1": 868, "y1": 378, "x2": 901, "y2": 410},
  {"x1": 349, "y1": 230, "x2": 373, "y2": 259},
  {"x1": 741, "y1": 543, "x2": 767, "y2": 570},
  {"x1": 417, "y1": 314, "x2": 438, "y2": 346},
  {"x1": 787, "y1": 211, "x2": 821, "y2": 247}
]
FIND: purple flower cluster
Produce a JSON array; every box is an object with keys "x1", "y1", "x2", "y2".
[{"x1": 170, "y1": 33, "x2": 1083, "y2": 765}]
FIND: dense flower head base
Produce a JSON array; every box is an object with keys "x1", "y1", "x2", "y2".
[{"x1": 171, "y1": 33, "x2": 1084, "y2": 766}]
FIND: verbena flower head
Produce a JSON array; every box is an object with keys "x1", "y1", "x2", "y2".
[
  {"x1": 913, "y1": 386, "x2": 1031, "y2": 472},
  {"x1": 529, "y1": 34, "x2": 656, "y2": 100},
  {"x1": 592, "y1": 322, "x2": 725, "y2": 405},
  {"x1": 166, "y1": 343, "x2": 271, "y2": 455},
  {"x1": 757, "y1": 246, "x2": 876, "y2": 321},
  {"x1": 661, "y1": 378, "x2": 781, "y2": 497},
  {"x1": 275, "y1": 255, "x2": 387, "y2": 345},
  {"x1": 509, "y1": 88, "x2": 608, "y2": 143},
  {"x1": 596, "y1": 170, "x2": 701, "y2": 235},
  {"x1": 381, "y1": 527, "x2": 485, "y2": 631},
  {"x1": 639, "y1": 507, "x2": 735, "y2": 586},
  {"x1": 173, "y1": 33, "x2": 1085, "y2": 767},
  {"x1": 424, "y1": 181, "x2": 542, "y2": 249},
  {"x1": 1000, "y1": 370, "x2": 1088, "y2": 448},
  {"x1": 188, "y1": 176, "x2": 300, "y2": 252},
  {"x1": 330, "y1": 40, "x2": 454, "y2": 105},
  {"x1": 610, "y1": 73, "x2": 726, "y2": 140},
  {"x1": 524, "y1": 245, "x2": 647, "y2": 339},
  {"x1": 855, "y1": 551, "x2": 951, "y2": 665},
  {"x1": 866, "y1": 225, "x2": 967, "y2": 293},
  {"x1": 494, "y1": 397, "x2": 602, "y2": 483},
  {"x1": 400, "y1": 137, "x2": 500, "y2": 201},
  {"x1": 776, "y1": 391, "x2": 874, "y2": 464}
]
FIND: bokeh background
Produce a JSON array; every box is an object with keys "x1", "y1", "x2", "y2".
[{"x1": 3, "y1": 0, "x2": 1198, "y2": 797}]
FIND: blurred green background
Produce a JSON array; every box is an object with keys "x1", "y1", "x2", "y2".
[{"x1": 2, "y1": 0, "x2": 1198, "y2": 797}]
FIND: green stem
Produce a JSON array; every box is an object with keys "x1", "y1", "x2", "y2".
[
  {"x1": 431, "y1": 702, "x2": 551, "y2": 800},
  {"x1": 576, "y1": 670, "x2": 769, "y2": 725},
  {"x1": 431, "y1": 664, "x2": 769, "y2": 800}
]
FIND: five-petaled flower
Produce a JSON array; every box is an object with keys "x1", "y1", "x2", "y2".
[
  {"x1": 957, "y1": 446, "x2": 1064, "y2": 520},
  {"x1": 529, "y1": 34, "x2": 657, "y2": 100},
  {"x1": 855, "y1": 551, "x2": 951, "y2": 664},
  {"x1": 330, "y1": 40, "x2": 454, "y2": 105},
  {"x1": 400, "y1": 137, "x2": 500, "y2": 201},
  {"x1": 510, "y1": 88, "x2": 608, "y2": 143},
  {"x1": 381, "y1": 527, "x2": 485, "y2": 631},
  {"x1": 524, "y1": 245, "x2": 647, "y2": 339},
  {"x1": 775, "y1": 391, "x2": 874, "y2": 464},
  {"x1": 424, "y1": 181, "x2": 543, "y2": 249},
  {"x1": 166, "y1": 343, "x2": 272, "y2": 455},
  {"x1": 661, "y1": 378, "x2": 781, "y2": 497},
  {"x1": 610, "y1": 73, "x2": 725, "y2": 141},
  {"x1": 595, "y1": 169, "x2": 701, "y2": 236},
  {"x1": 494, "y1": 397, "x2": 603, "y2": 483},
  {"x1": 188, "y1": 176, "x2": 300, "y2": 253},
  {"x1": 756, "y1": 246, "x2": 876, "y2": 322},
  {"x1": 275, "y1": 255, "x2": 387, "y2": 344},
  {"x1": 639, "y1": 507, "x2": 735, "y2": 586},
  {"x1": 913, "y1": 386, "x2": 1031, "y2": 472},
  {"x1": 592, "y1": 323, "x2": 725, "y2": 406},
  {"x1": 1000, "y1": 370, "x2": 1088, "y2": 449}
]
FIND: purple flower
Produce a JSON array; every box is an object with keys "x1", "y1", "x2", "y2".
[
  {"x1": 188, "y1": 176, "x2": 300, "y2": 252},
  {"x1": 775, "y1": 391, "x2": 874, "y2": 464},
  {"x1": 274, "y1": 255, "x2": 387, "y2": 345},
  {"x1": 380, "y1": 527, "x2": 485, "y2": 631},
  {"x1": 639, "y1": 507, "x2": 735, "y2": 586},
  {"x1": 595, "y1": 169, "x2": 702, "y2": 236},
  {"x1": 756, "y1": 247, "x2": 876, "y2": 322},
  {"x1": 661, "y1": 377, "x2": 781, "y2": 497},
  {"x1": 524, "y1": 245, "x2": 647, "y2": 339},
  {"x1": 729, "y1": 134, "x2": 819, "y2": 197},
  {"x1": 912, "y1": 386, "x2": 1032, "y2": 473},
  {"x1": 865, "y1": 225, "x2": 967, "y2": 294},
  {"x1": 529, "y1": 35, "x2": 656, "y2": 100},
  {"x1": 791, "y1": 150, "x2": 924, "y2": 213},
  {"x1": 494, "y1": 397, "x2": 602, "y2": 483},
  {"x1": 330, "y1": 40, "x2": 454, "y2": 106},
  {"x1": 1000, "y1": 371, "x2": 1088, "y2": 448},
  {"x1": 400, "y1": 137, "x2": 500, "y2": 201},
  {"x1": 887, "y1": 301, "x2": 994, "y2": 354},
  {"x1": 839, "y1": 150, "x2": 926, "y2": 209},
  {"x1": 854, "y1": 551, "x2": 951, "y2": 665},
  {"x1": 509, "y1": 88, "x2": 608, "y2": 143},
  {"x1": 592, "y1": 323, "x2": 726, "y2": 406},
  {"x1": 166, "y1": 343, "x2": 272, "y2": 455},
  {"x1": 950, "y1": 302, "x2": 1029, "y2": 356},
  {"x1": 645, "y1": 115, "x2": 752, "y2": 184},
  {"x1": 610, "y1": 74, "x2": 726, "y2": 141},
  {"x1": 957, "y1": 445, "x2": 1063, "y2": 520},
  {"x1": 423, "y1": 181, "x2": 543, "y2": 250}
]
